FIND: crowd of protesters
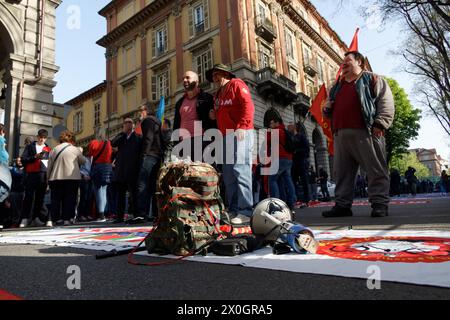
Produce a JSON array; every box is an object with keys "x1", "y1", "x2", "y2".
[
  {"x1": 0, "y1": 61, "x2": 449, "y2": 229},
  {"x1": 389, "y1": 167, "x2": 448, "y2": 197}
]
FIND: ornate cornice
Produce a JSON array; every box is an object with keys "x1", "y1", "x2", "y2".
[
  {"x1": 65, "y1": 81, "x2": 107, "y2": 106},
  {"x1": 277, "y1": 0, "x2": 346, "y2": 65},
  {"x1": 105, "y1": 46, "x2": 118, "y2": 60},
  {"x1": 97, "y1": 0, "x2": 172, "y2": 48}
]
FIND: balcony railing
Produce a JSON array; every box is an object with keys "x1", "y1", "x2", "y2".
[
  {"x1": 293, "y1": 92, "x2": 311, "y2": 116},
  {"x1": 304, "y1": 62, "x2": 318, "y2": 77},
  {"x1": 255, "y1": 15, "x2": 277, "y2": 43},
  {"x1": 194, "y1": 21, "x2": 205, "y2": 35},
  {"x1": 255, "y1": 67, "x2": 298, "y2": 106},
  {"x1": 156, "y1": 45, "x2": 166, "y2": 57}
]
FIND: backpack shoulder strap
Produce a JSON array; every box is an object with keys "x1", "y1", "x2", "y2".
[{"x1": 53, "y1": 144, "x2": 71, "y2": 165}]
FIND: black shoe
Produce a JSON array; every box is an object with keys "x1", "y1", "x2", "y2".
[
  {"x1": 371, "y1": 204, "x2": 388, "y2": 217},
  {"x1": 113, "y1": 218, "x2": 124, "y2": 224},
  {"x1": 127, "y1": 217, "x2": 147, "y2": 225},
  {"x1": 322, "y1": 205, "x2": 353, "y2": 218}
]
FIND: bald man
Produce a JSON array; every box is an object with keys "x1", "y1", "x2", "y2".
[{"x1": 173, "y1": 71, "x2": 216, "y2": 162}]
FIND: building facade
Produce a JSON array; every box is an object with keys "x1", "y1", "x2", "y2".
[
  {"x1": 69, "y1": 0, "x2": 350, "y2": 176},
  {"x1": 65, "y1": 81, "x2": 107, "y2": 147},
  {"x1": 411, "y1": 148, "x2": 448, "y2": 177},
  {"x1": 0, "y1": 0, "x2": 62, "y2": 156}
]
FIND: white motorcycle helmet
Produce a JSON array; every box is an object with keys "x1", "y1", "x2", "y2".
[
  {"x1": 0, "y1": 164, "x2": 11, "y2": 203},
  {"x1": 250, "y1": 198, "x2": 293, "y2": 242}
]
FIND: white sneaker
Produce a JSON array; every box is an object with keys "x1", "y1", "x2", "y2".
[
  {"x1": 63, "y1": 220, "x2": 70, "y2": 226},
  {"x1": 19, "y1": 219, "x2": 28, "y2": 228},
  {"x1": 30, "y1": 218, "x2": 45, "y2": 227},
  {"x1": 46, "y1": 221, "x2": 53, "y2": 227},
  {"x1": 230, "y1": 214, "x2": 251, "y2": 226}
]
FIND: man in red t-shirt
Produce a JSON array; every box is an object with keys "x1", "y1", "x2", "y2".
[{"x1": 206, "y1": 64, "x2": 255, "y2": 225}]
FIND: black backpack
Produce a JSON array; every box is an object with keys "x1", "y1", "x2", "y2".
[{"x1": 283, "y1": 128, "x2": 295, "y2": 154}]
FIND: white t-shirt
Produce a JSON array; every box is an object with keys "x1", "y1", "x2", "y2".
[{"x1": 35, "y1": 144, "x2": 48, "y2": 168}]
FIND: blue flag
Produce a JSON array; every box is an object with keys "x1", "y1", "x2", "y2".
[{"x1": 156, "y1": 96, "x2": 165, "y2": 124}]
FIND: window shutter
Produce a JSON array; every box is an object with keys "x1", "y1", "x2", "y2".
[
  {"x1": 285, "y1": 31, "x2": 289, "y2": 57},
  {"x1": 194, "y1": 54, "x2": 200, "y2": 79},
  {"x1": 203, "y1": 0, "x2": 210, "y2": 30},
  {"x1": 165, "y1": 70, "x2": 170, "y2": 104},
  {"x1": 189, "y1": 7, "x2": 194, "y2": 38},
  {"x1": 151, "y1": 74, "x2": 157, "y2": 101},
  {"x1": 152, "y1": 30, "x2": 156, "y2": 58},
  {"x1": 164, "y1": 25, "x2": 168, "y2": 52},
  {"x1": 207, "y1": 50, "x2": 212, "y2": 69}
]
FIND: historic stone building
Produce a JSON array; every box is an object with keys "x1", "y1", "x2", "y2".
[
  {"x1": 410, "y1": 148, "x2": 448, "y2": 177},
  {"x1": 65, "y1": 82, "x2": 107, "y2": 146},
  {"x1": 0, "y1": 0, "x2": 63, "y2": 157},
  {"x1": 68, "y1": 0, "x2": 350, "y2": 175}
]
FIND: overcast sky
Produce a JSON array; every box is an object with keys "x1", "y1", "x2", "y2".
[{"x1": 53, "y1": 0, "x2": 450, "y2": 160}]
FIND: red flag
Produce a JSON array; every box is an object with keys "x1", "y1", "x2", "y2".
[
  {"x1": 335, "y1": 28, "x2": 360, "y2": 82},
  {"x1": 309, "y1": 84, "x2": 334, "y2": 156},
  {"x1": 135, "y1": 121, "x2": 142, "y2": 136},
  {"x1": 348, "y1": 27, "x2": 360, "y2": 52}
]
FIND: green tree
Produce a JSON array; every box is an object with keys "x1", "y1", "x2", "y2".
[
  {"x1": 362, "y1": 1, "x2": 450, "y2": 136},
  {"x1": 385, "y1": 77, "x2": 421, "y2": 164},
  {"x1": 390, "y1": 151, "x2": 430, "y2": 179}
]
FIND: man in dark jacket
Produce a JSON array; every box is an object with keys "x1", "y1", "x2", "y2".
[
  {"x1": 389, "y1": 168, "x2": 401, "y2": 197},
  {"x1": 173, "y1": 71, "x2": 215, "y2": 162},
  {"x1": 19, "y1": 129, "x2": 51, "y2": 228},
  {"x1": 267, "y1": 118, "x2": 297, "y2": 211},
  {"x1": 405, "y1": 166, "x2": 418, "y2": 196},
  {"x1": 133, "y1": 105, "x2": 162, "y2": 224},
  {"x1": 161, "y1": 119, "x2": 173, "y2": 162},
  {"x1": 111, "y1": 118, "x2": 142, "y2": 223},
  {"x1": 318, "y1": 167, "x2": 330, "y2": 201},
  {"x1": 290, "y1": 123, "x2": 310, "y2": 205}
]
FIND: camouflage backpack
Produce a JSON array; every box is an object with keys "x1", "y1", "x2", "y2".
[{"x1": 145, "y1": 161, "x2": 225, "y2": 256}]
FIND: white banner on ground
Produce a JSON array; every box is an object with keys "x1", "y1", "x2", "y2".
[
  {"x1": 0, "y1": 227, "x2": 151, "y2": 252},
  {"x1": 1, "y1": 228, "x2": 450, "y2": 288},
  {"x1": 137, "y1": 229, "x2": 450, "y2": 288}
]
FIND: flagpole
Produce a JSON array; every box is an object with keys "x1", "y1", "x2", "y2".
[{"x1": 301, "y1": 111, "x2": 311, "y2": 125}]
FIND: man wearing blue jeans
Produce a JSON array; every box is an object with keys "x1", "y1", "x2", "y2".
[
  {"x1": 206, "y1": 64, "x2": 255, "y2": 225},
  {"x1": 267, "y1": 119, "x2": 297, "y2": 211},
  {"x1": 131, "y1": 104, "x2": 162, "y2": 224},
  {"x1": 222, "y1": 131, "x2": 254, "y2": 222}
]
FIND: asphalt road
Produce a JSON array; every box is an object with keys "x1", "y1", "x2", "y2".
[{"x1": 1, "y1": 195, "x2": 450, "y2": 301}]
